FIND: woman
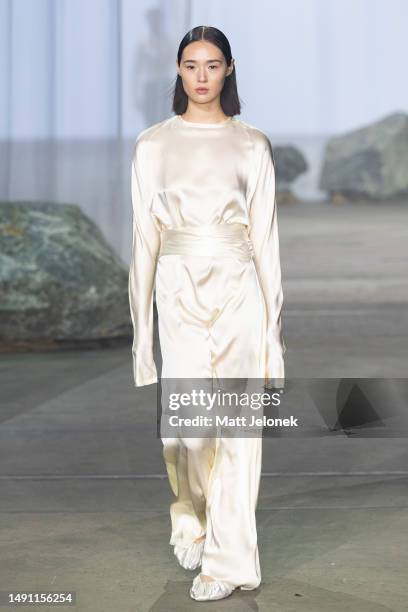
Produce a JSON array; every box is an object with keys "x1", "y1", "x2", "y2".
[{"x1": 128, "y1": 25, "x2": 286, "y2": 602}]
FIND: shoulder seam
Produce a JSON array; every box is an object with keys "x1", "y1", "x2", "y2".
[{"x1": 135, "y1": 116, "x2": 174, "y2": 144}]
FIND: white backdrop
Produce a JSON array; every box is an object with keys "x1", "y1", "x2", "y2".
[
  {"x1": 1, "y1": 0, "x2": 406, "y2": 139},
  {"x1": 0, "y1": 0, "x2": 406, "y2": 261}
]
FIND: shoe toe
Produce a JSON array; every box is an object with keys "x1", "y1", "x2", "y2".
[
  {"x1": 183, "y1": 546, "x2": 198, "y2": 569},
  {"x1": 173, "y1": 545, "x2": 187, "y2": 566},
  {"x1": 190, "y1": 574, "x2": 234, "y2": 601},
  {"x1": 174, "y1": 539, "x2": 205, "y2": 570}
]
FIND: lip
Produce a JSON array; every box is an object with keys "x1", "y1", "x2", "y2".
[{"x1": 195, "y1": 88, "x2": 209, "y2": 93}]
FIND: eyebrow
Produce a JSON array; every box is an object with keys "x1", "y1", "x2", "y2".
[{"x1": 182, "y1": 59, "x2": 223, "y2": 64}]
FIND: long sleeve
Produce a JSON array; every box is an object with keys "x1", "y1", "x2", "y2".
[
  {"x1": 128, "y1": 136, "x2": 161, "y2": 386},
  {"x1": 248, "y1": 134, "x2": 287, "y2": 388}
]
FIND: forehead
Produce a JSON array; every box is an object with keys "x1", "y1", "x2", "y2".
[{"x1": 181, "y1": 41, "x2": 224, "y2": 62}]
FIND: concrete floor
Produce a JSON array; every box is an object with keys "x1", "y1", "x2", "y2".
[{"x1": 1, "y1": 199, "x2": 407, "y2": 611}]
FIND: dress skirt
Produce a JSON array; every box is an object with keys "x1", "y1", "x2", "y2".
[{"x1": 155, "y1": 223, "x2": 267, "y2": 589}]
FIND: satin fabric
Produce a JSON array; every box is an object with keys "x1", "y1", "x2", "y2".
[
  {"x1": 156, "y1": 224, "x2": 266, "y2": 381},
  {"x1": 128, "y1": 114, "x2": 286, "y2": 589},
  {"x1": 128, "y1": 114, "x2": 286, "y2": 388},
  {"x1": 159, "y1": 222, "x2": 253, "y2": 260}
]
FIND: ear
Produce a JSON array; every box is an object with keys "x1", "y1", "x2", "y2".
[{"x1": 228, "y1": 59, "x2": 235, "y2": 76}]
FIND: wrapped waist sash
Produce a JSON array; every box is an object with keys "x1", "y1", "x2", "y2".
[{"x1": 158, "y1": 223, "x2": 254, "y2": 262}]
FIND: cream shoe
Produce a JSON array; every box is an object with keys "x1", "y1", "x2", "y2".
[
  {"x1": 173, "y1": 537, "x2": 205, "y2": 570},
  {"x1": 189, "y1": 573, "x2": 235, "y2": 601}
]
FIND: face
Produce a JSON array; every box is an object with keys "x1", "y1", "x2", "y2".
[{"x1": 176, "y1": 41, "x2": 234, "y2": 104}]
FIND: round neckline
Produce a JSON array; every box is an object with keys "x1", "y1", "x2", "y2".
[{"x1": 176, "y1": 115, "x2": 233, "y2": 128}]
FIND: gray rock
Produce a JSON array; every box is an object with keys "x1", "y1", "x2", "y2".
[
  {"x1": 274, "y1": 145, "x2": 308, "y2": 187},
  {"x1": 319, "y1": 112, "x2": 408, "y2": 200},
  {"x1": 273, "y1": 145, "x2": 308, "y2": 204},
  {"x1": 0, "y1": 201, "x2": 131, "y2": 346}
]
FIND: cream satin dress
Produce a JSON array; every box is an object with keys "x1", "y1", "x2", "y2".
[{"x1": 128, "y1": 114, "x2": 286, "y2": 590}]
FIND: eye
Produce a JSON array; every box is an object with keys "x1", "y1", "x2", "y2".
[{"x1": 209, "y1": 65, "x2": 218, "y2": 69}]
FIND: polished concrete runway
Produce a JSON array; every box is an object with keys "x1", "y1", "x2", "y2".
[{"x1": 1, "y1": 199, "x2": 407, "y2": 611}]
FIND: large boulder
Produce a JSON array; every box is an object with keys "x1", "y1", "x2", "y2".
[
  {"x1": 274, "y1": 145, "x2": 308, "y2": 203},
  {"x1": 0, "y1": 201, "x2": 132, "y2": 348},
  {"x1": 319, "y1": 112, "x2": 408, "y2": 200}
]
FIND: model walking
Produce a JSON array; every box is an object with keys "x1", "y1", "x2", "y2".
[{"x1": 128, "y1": 26, "x2": 286, "y2": 602}]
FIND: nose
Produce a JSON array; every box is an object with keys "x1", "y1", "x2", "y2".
[{"x1": 197, "y1": 69, "x2": 208, "y2": 82}]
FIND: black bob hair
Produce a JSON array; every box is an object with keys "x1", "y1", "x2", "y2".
[{"x1": 172, "y1": 25, "x2": 241, "y2": 117}]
